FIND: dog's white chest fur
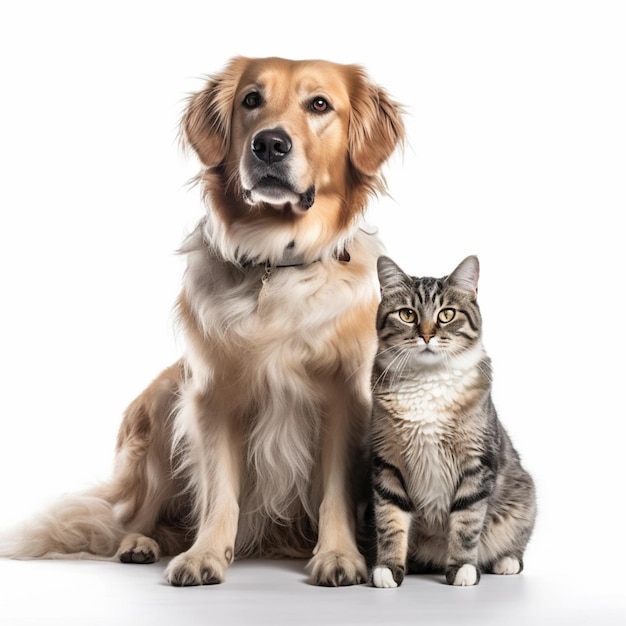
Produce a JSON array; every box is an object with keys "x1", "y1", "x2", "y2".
[{"x1": 179, "y1": 223, "x2": 382, "y2": 530}]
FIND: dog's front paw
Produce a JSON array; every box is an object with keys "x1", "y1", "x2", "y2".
[
  {"x1": 165, "y1": 551, "x2": 228, "y2": 587},
  {"x1": 307, "y1": 550, "x2": 367, "y2": 587},
  {"x1": 117, "y1": 533, "x2": 160, "y2": 564}
]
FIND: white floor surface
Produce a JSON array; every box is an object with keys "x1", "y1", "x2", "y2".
[{"x1": 1, "y1": 556, "x2": 623, "y2": 626}]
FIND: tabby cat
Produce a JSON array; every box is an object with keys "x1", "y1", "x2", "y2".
[{"x1": 369, "y1": 255, "x2": 536, "y2": 588}]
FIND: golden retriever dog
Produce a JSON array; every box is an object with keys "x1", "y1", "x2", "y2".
[{"x1": 2, "y1": 56, "x2": 404, "y2": 586}]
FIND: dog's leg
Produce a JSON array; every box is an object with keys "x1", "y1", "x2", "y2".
[
  {"x1": 165, "y1": 392, "x2": 241, "y2": 586},
  {"x1": 112, "y1": 363, "x2": 186, "y2": 564},
  {"x1": 308, "y1": 382, "x2": 368, "y2": 586}
]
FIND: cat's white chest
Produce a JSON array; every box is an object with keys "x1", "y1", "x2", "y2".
[
  {"x1": 391, "y1": 370, "x2": 470, "y2": 428},
  {"x1": 378, "y1": 368, "x2": 479, "y2": 526}
]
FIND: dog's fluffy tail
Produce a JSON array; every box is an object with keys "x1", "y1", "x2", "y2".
[
  {"x1": 0, "y1": 489, "x2": 123, "y2": 560},
  {"x1": 0, "y1": 363, "x2": 186, "y2": 561}
]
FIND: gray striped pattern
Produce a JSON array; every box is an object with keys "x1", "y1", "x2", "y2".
[{"x1": 370, "y1": 256, "x2": 536, "y2": 587}]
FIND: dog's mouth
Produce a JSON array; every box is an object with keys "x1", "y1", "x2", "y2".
[{"x1": 243, "y1": 176, "x2": 316, "y2": 213}]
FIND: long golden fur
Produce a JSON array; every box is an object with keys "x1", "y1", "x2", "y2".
[{"x1": 1, "y1": 57, "x2": 404, "y2": 586}]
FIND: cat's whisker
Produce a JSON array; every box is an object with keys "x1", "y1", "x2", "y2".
[
  {"x1": 348, "y1": 340, "x2": 414, "y2": 386},
  {"x1": 384, "y1": 352, "x2": 405, "y2": 390},
  {"x1": 372, "y1": 345, "x2": 412, "y2": 391}
]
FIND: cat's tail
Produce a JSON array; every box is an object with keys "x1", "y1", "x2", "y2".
[{"x1": 0, "y1": 488, "x2": 123, "y2": 560}]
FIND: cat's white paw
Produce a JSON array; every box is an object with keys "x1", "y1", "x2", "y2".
[
  {"x1": 452, "y1": 564, "x2": 479, "y2": 586},
  {"x1": 492, "y1": 556, "x2": 521, "y2": 575},
  {"x1": 372, "y1": 566, "x2": 398, "y2": 588}
]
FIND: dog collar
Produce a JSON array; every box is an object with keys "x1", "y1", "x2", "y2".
[
  {"x1": 240, "y1": 243, "x2": 350, "y2": 270},
  {"x1": 255, "y1": 247, "x2": 350, "y2": 310},
  {"x1": 246, "y1": 243, "x2": 350, "y2": 311},
  {"x1": 272, "y1": 247, "x2": 350, "y2": 268}
]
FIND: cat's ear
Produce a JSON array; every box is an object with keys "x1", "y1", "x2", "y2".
[
  {"x1": 448, "y1": 256, "x2": 480, "y2": 299},
  {"x1": 377, "y1": 256, "x2": 409, "y2": 292}
]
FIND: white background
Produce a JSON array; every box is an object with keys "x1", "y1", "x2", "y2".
[{"x1": 0, "y1": 1, "x2": 624, "y2": 624}]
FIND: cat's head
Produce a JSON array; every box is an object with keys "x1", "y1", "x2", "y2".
[{"x1": 375, "y1": 255, "x2": 483, "y2": 371}]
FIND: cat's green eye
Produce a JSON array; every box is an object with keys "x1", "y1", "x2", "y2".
[
  {"x1": 398, "y1": 308, "x2": 417, "y2": 324},
  {"x1": 438, "y1": 308, "x2": 455, "y2": 323}
]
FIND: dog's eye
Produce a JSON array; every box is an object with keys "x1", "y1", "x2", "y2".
[
  {"x1": 310, "y1": 97, "x2": 330, "y2": 113},
  {"x1": 243, "y1": 92, "x2": 262, "y2": 109}
]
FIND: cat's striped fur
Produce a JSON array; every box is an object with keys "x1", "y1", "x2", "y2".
[{"x1": 370, "y1": 256, "x2": 536, "y2": 588}]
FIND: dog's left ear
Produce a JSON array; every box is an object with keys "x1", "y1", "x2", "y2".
[
  {"x1": 181, "y1": 57, "x2": 248, "y2": 167},
  {"x1": 348, "y1": 69, "x2": 406, "y2": 176}
]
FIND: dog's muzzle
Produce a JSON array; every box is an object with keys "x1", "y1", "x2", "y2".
[{"x1": 242, "y1": 128, "x2": 316, "y2": 211}]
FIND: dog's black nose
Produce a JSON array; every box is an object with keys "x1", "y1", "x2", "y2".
[{"x1": 251, "y1": 128, "x2": 292, "y2": 164}]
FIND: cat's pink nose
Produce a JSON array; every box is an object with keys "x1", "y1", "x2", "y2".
[{"x1": 421, "y1": 334, "x2": 433, "y2": 343}]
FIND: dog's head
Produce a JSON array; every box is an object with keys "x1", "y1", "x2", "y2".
[{"x1": 182, "y1": 57, "x2": 404, "y2": 225}]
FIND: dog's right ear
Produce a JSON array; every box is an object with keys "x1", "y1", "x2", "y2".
[{"x1": 181, "y1": 57, "x2": 247, "y2": 167}]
